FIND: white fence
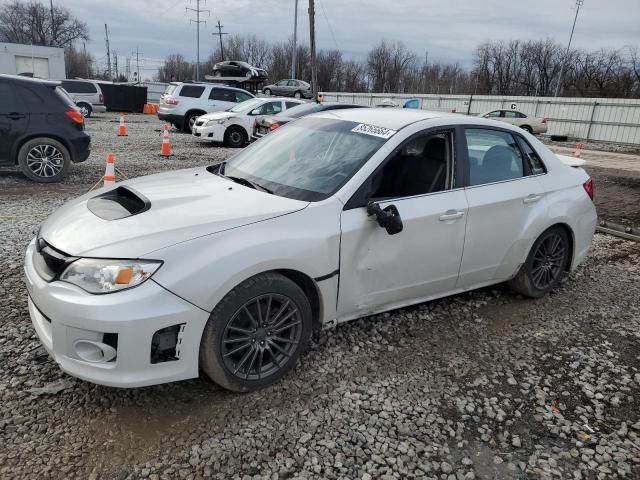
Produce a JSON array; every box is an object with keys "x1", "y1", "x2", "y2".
[
  {"x1": 323, "y1": 92, "x2": 640, "y2": 145},
  {"x1": 141, "y1": 81, "x2": 640, "y2": 145}
]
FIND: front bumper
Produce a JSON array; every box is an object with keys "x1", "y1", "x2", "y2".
[
  {"x1": 24, "y1": 239, "x2": 209, "y2": 388},
  {"x1": 192, "y1": 123, "x2": 225, "y2": 142}
]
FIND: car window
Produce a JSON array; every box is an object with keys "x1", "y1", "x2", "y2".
[
  {"x1": 262, "y1": 102, "x2": 283, "y2": 115},
  {"x1": 285, "y1": 102, "x2": 300, "y2": 109},
  {"x1": 485, "y1": 111, "x2": 502, "y2": 118},
  {"x1": 504, "y1": 111, "x2": 520, "y2": 118},
  {"x1": 465, "y1": 128, "x2": 525, "y2": 186},
  {"x1": 277, "y1": 102, "x2": 324, "y2": 118},
  {"x1": 180, "y1": 85, "x2": 205, "y2": 98},
  {"x1": 276, "y1": 80, "x2": 288, "y2": 86},
  {"x1": 53, "y1": 86, "x2": 75, "y2": 108},
  {"x1": 518, "y1": 112, "x2": 527, "y2": 118},
  {"x1": 210, "y1": 88, "x2": 236, "y2": 102},
  {"x1": 517, "y1": 137, "x2": 546, "y2": 175},
  {"x1": 222, "y1": 117, "x2": 388, "y2": 201},
  {"x1": 235, "y1": 91, "x2": 253, "y2": 102},
  {"x1": 287, "y1": 80, "x2": 298, "y2": 86},
  {"x1": 369, "y1": 133, "x2": 452, "y2": 199},
  {"x1": 165, "y1": 84, "x2": 178, "y2": 96},
  {"x1": 0, "y1": 83, "x2": 27, "y2": 113},
  {"x1": 60, "y1": 80, "x2": 97, "y2": 94}
]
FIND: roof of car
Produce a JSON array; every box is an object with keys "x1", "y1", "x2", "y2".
[
  {"x1": 0, "y1": 74, "x2": 60, "y2": 87},
  {"x1": 312, "y1": 107, "x2": 457, "y2": 130}
]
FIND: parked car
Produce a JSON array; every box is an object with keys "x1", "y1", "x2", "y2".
[
  {"x1": 212, "y1": 61, "x2": 268, "y2": 81},
  {"x1": 262, "y1": 79, "x2": 312, "y2": 99},
  {"x1": 25, "y1": 108, "x2": 596, "y2": 391},
  {"x1": 0, "y1": 74, "x2": 90, "y2": 183},
  {"x1": 252, "y1": 101, "x2": 365, "y2": 140},
  {"x1": 192, "y1": 97, "x2": 304, "y2": 147},
  {"x1": 480, "y1": 109, "x2": 547, "y2": 134},
  {"x1": 158, "y1": 82, "x2": 255, "y2": 133},
  {"x1": 59, "y1": 79, "x2": 106, "y2": 118}
]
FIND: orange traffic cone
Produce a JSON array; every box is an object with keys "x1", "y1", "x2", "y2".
[
  {"x1": 574, "y1": 143, "x2": 582, "y2": 159},
  {"x1": 160, "y1": 123, "x2": 172, "y2": 157},
  {"x1": 104, "y1": 153, "x2": 116, "y2": 186},
  {"x1": 118, "y1": 113, "x2": 127, "y2": 136}
]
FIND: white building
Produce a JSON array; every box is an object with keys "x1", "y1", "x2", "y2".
[{"x1": 0, "y1": 42, "x2": 66, "y2": 79}]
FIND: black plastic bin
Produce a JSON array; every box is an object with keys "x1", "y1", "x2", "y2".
[{"x1": 100, "y1": 84, "x2": 148, "y2": 113}]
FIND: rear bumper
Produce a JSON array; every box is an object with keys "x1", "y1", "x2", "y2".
[
  {"x1": 24, "y1": 239, "x2": 209, "y2": 388},
  {"x1": 92, "y1": 104, "x2": 107, "y2": 114},
  {"x1": 69, "y1": 134, "x2": 91, "y2": 163}
]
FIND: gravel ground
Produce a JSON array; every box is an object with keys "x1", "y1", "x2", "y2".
[{"x1": 1, "y1": 114, "x2": 639, "y2": 479}]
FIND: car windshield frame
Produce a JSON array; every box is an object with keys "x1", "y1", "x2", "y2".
[{"x1": 215, "y1": 117, "x2": 392, "y2": 202}]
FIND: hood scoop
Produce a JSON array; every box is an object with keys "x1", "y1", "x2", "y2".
[{"x1": 87, "y1": 186, "x2": 150, "y2": 220}]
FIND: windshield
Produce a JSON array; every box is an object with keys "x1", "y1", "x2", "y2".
[
  {"x1": 227, "y1": 98, "x2": 264, "y2": 113},
  {"x1": 221, "y1": 117, "x2": 388, "y2": 201},
  {"x1": 277, "y1": 103, "x2": 325, "y2": 118}
]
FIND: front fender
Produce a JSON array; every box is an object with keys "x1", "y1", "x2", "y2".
[{"x1": 151, "y1": 201, "x2": 342, "y2": 325}]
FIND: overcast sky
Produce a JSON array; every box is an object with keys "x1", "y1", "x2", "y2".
[{"x1": 56, "y1": 0, "x2": 640, "y2": 79}]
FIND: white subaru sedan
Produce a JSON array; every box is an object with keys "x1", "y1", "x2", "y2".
[{"x1": 25, "y1": 109, "x2": 597, "y2": 392}]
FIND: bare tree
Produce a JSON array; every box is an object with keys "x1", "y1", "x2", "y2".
[
  {"x1": 157, "y1": 54, "x2": 193, "y2": 82},
  {"x1": 0, "y1": 0, "x2": 88, "y2": 47},
  {"x1": 64, "y1": 46, "x2": 93, "y2": 78}
]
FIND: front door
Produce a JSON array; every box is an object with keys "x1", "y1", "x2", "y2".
[
  {"x1": 338, "y1": 130, "x2": 468, "y2": 320},
  {"x1": 0, "y1": 82, "x2": 28, "y2": 164},
  {"x1": 457, "y1": 127, "x2": 548, "y2": 287}
]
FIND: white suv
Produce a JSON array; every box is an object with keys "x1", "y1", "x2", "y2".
[{"x1": 158, "y1": 82, "x2": 255, "y2": 132}]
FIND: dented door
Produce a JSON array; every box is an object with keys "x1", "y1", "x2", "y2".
[{"x1": 337, "y1": 190, "x2": 468, "y2": 321}]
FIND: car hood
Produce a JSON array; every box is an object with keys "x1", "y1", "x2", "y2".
[
  {"x1": 198, "y1": 111, "x2": 237, "y2": 121},
  {"x1": 39, "y1": 167, "x2": 308, "y2": 258}
]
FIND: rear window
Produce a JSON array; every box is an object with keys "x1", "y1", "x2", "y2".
[
  {"x1": 60, "y1": 80, "x2": 97, "y2": 94},
  {"x1": 54, "y1": 86, "x2": 77, "y2": 108},
  {"x1": 165, "y1": 84, "x2": 178, "y2": 96},
  {"x1": 179, "y1": 85, "x2": 205, "y2": 98}
]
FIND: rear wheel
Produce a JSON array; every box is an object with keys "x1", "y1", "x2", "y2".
[
  {"x1": 199, "y1": 272, "x2": 312, "y2": 392},
  {"x1": 263, "y1": 88, "x2": 272, "y2": 96},
  {"x1": 521, "y1": 125, "x2": 533, "y2": 134},
  {"x1": 17, "y1": 137, "x2": 70, "y2": 183},
  {"x1": 77, "y1": 103, "x2": 92, "y2": 118},
  {"x1": 508, "y1": 226, "x2": 570, "y2": 298},
  {"x1": 294, "y1": 91, "x2": 302, "y2": 99},
  {"x1": 224, "y1": 126, "x2": 247, "y2": 148}
]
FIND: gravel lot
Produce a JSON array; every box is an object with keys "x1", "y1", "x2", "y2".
[{"x1": 1, "y1": 114, "x2": 639, "y2": 479}]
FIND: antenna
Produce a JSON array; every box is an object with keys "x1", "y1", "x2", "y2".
[{"x1": 186, "y1": 0, "x2": 210, "y2": 81}]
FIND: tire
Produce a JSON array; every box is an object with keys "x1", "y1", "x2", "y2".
[
  {"x1": 508, "y1": 226, "x2": 570, "y2": 298},
  {"x1": 17, "y1": 137, "x2": 70, "y2": 183},
  {"x1": 199, "y1": 272, "x2": 313, "y2": 392},
  {"x1": 521, "y1": 125, "x2": 533, "y2": 134},
  {"x1": 184, "y1": 112, "x2": 203, "y2": 133},
  {"x1": 263, "y1": 88, "x2": 272, "y2": 96},
  {"x1": 293, "y1": 91, "x2": 302, "y2": 99},
  {"x1": 213, "y1": 70, "x2": 222, "y2": 77},
  {"x1": 77, "y1": 103, "x2": 92, "y2": 118},
  {"x1": 224, "y1": 126, "x2": 247, "y2": 148}
]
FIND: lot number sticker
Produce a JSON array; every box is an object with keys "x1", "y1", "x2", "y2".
[{"x1": 352, "y1": 123, "x2": 397, "y2": 139}]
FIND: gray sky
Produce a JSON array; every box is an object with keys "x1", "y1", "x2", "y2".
[{"x1": 61, "y1": 0, "x2": 640, "y2": 79}]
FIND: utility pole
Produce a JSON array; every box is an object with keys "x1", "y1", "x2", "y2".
[
  {"x1": 114, "y1": 51, "x2": 118, "y2": 80},
  {"x1": 213, "y1": 20, "x2": 228, "y2": 61},
  {"x1": 555, "y1": 0, "x2": 584, "y2": 97},
  {"x1": 125, "y1": 56, "x2": 131, "y2": 82},
  {"x1": 135, "y1": 47, "x2": 141, "y2": 83},
  {"x1": 186, "y1": 0, "x2": 209, "y2": 81},
  {"x1": 49, "y1": 0, "x2": 55, "y2": 43},
  {"x1": 309, "y1": 0, "x2": 317, "y2": 97},
  {"x1": 104, "y1": 24, "x2": 112, "y2": 81},
  {"x1": 291, "y1": 0, "x2": 299, "y2": 79}
]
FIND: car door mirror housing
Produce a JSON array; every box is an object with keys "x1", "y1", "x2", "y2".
[{"x1": 366, "y1": 202, "x2": 403, "y2": 235}]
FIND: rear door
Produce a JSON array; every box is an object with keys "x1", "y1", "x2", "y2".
[
  {"x1": 209, "y1": 87, "x2": 238, "y2": 111},
  {"x1": 0, "y1": 82, "x2": 29, "y2": 164},
  {"x1": 457, "y1": 127, "x2": 548, "y2": 288}
]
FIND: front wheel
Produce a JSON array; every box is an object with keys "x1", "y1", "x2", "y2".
[
  {"x1": 18, "y1": 137, "x2": 70, "y2": 183},
  {"x1": 293, "y1": 91, "x2": 302, "y2": 99},
  {"x1": 224, "y1": 126, "x2": 247, "y2": 148},
  {"x1": 199, "y1": 273, "x2": 313, "y2": 392},
  {"x1": 77, "y1": 103, "x2": 92, "y2": 118},
  {"x1": 508, "y1": 226, "x2": 570, "y2": 298},
  {"x1": 263, "y1": 88, "x2": 272, "y2": 96}
]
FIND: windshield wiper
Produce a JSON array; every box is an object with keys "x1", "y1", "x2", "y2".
[{"x1": 226, "y1": 175, "x2": 272, "y2": 193}]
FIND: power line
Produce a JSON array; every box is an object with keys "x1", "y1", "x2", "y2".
[
  {"x1": 186, "y1": 0, "x2": 210, "y2": 81},
  {"x1": 317, "y1": 0, "x2": 339, "y2": 51},
  {"x1": 555, "y1": 0, "x2": 584, "y2": 97}
]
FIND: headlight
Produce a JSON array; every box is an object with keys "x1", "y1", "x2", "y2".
[
  {"x1": 205, "y1": 119, "x2": 226, "y2": 126},
  {"x1": 59, "y1": 259, "x2": 163, "y2": 294}
]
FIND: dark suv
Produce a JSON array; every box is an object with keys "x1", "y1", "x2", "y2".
[{"x1": 0, "y1": 75, "x2": 90, "y2": 182}]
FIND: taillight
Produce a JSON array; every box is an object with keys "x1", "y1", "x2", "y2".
[
  {"x1": 65, "y1": 110, "x2": 84, "y2": 125},
  {"x1": 166, "y1": 98, "x2": 179, "y2": 105},
  {"x1": 270, "y1": 123, "x2": 281, "y2": 131},
  {"x1": 583, "y1": 178, "x2": 594, "y2": 201},
  {"x1": 99, "y1": 94, "x2": 104, "y2": 104}
]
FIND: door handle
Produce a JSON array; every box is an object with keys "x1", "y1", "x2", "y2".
[
  {"x1": 7, "y1": 113, "x2": 25, "y2": 120},
  {"x1": 523, "y1": 194, "x2": 542, "y2": 204},
  {"x1": 439, "y1": 210, "x2": 465, "y2": 222}
]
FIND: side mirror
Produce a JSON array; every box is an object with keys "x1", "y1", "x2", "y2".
[
  {"x1": 366, "y1": 202, "x2": 403, "y2": 235},
  {"x1": 250, "y1": 109, "x2": 260, "y2": 115}
]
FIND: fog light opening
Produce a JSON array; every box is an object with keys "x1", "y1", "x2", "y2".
[{"x1": 74, "y1": 340, "x2": 117, "y2": 363}]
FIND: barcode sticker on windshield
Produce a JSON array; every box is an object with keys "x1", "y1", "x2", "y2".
[{"x1": 351, "y1": 123, "x2": 397, "y2": 139}]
